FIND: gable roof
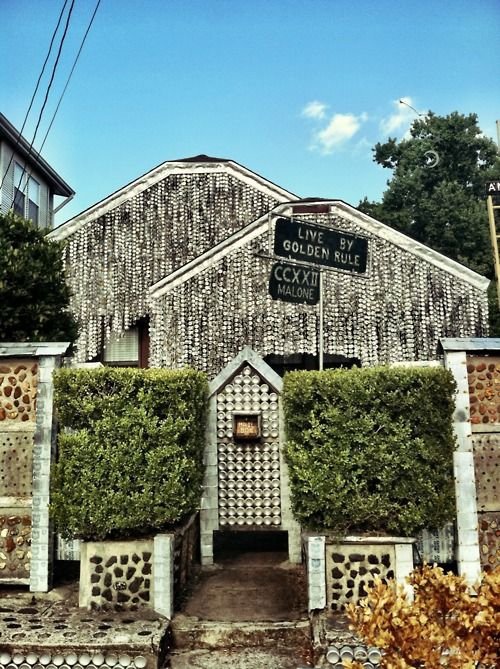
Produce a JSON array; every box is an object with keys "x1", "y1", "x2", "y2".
[
  {"x1": 0, "y1": 113, "x2": 74, "y2": 197},
  {"x1": 208, "y1": 346, "x2": 282, "y2": 395},
  {"x1": 48, "y1": 156, "x2": 296, "y2": 241},
  {"x1": 149, "y1": 199, "x2": 489, "y2": 298}
]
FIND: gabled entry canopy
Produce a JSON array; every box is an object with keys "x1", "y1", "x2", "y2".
[{"x1": 209, "y1": 346, "x2": 283, "y2": 396}]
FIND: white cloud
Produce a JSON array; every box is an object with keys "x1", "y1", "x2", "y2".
[
  {"x1": 313, "y1": 112, "x2": 365, "y2": 153},
  {"x1": 380, "y1": 96, "x2": 423, "y2": 136},
  {"x1": 302, "y1": 100, "x2": 328, "y2": 120}
]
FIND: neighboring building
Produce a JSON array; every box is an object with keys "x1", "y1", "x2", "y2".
[
  {"x1": 0, "y1": 113, "x2": 74, "y2": 229},
  {"x1": 48, "y1": 155, "x2": 489, "y2": 375}
]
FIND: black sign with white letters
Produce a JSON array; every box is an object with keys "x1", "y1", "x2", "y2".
[
  {"x1": 274, "y1": 217, "x2": 368, "y2": 274},
  {"x1": 268, "y1": 261, "x2": 320, "y2": 305}
]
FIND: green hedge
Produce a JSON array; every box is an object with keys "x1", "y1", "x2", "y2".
[
  {"x1": 283, "y1": 366, "x2": 456, "y2": 536},
  {"x1": 51, "y1": 367, "x2": 207, "y2": 541}
]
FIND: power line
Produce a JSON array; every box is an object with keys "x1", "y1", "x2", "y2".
[
  {"x1": 12, "y1": 0, "x2": 76, "y2": 208},
  {"x1": 38, "y1": 0, "x2": 102, "y2": 157},
  {"x1": 0, "y1": 0, "x2": 69, "y2": 191}
]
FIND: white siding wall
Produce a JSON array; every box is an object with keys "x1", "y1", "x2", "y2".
[{"x1": 0, "y1": 141, "x2": 52, "y2": 228}]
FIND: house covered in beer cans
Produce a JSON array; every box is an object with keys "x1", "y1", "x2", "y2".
[{"x1": 48, "y1": 155, "x2": 489, "y2": 375}]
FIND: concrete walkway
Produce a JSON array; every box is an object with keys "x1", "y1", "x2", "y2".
[
  {"x1": 183, "y1": 551, "x2": 306, "y2": 622},
  {"x1": 170, "y1": 547, "x2": 312, "y2": 668}
]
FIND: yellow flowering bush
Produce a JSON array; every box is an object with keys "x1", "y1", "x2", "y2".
[{"x1": 346, "y1": 564, "x2": 499, "y2": 668}]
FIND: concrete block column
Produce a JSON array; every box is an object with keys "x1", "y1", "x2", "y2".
[
  {"x1": 454, "y1": 451, "x2": 482, "y2": 585},
  {"x1": 30, "y1": 354, "x2": 58, "y2": 592},
  {"x1": 307, "y1": 535, "x2": 326, "y2": 611},
  {"x1": 200, "y1": 394, "x2": 218, "y2": 565},
  {"x1": 394, "y1": 542, "x2": 415, "y2": 600},
  {"x1": 153, "y1": 534, "x2": 174, "y2": 619},
  {"x1": 443, "y1": 349, "x2": 482, "y2": 585},
  {"x1": 279, "y1": 402, "x2": 302, "y2": 564}
]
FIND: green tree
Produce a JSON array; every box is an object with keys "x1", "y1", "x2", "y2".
[
  {"x1": 359, "y1": 112, "x2": 500, "y2": 331},
  {"x1": 0, "y1": 211, "x2": 78, "y2": 343}
]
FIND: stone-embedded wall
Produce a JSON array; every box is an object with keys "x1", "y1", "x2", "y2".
[
  {"x1": 478, "y1": 513, "x2": 500, "y2": 570},
  {"x1": 326, "y1": 544, "x2": 395, "y2": 612},
  {"x1": 80, "y1": 516, "x2": 200, "y2": 615},
  {"x1": 473, "y1": 431, "x2": 500, "y2": 570},
  {"x1": 305, "y1": 535, "x2": 414, "y2": 613},
  {"x1": 80, "y1": 540, "x2": 155, "y2": 610},
  {"x1": 0, "y1": 512, "x2": 31, "y2": 579},
  {"x1": 468, "y1": 356, "x2": 500, "y2": 426},
  {"x1": 0, "y1": 359, "x2": 38, "y2": 422},
  {"x1": 0, "y1": 357, "x2": 38, "y2": 585},
  {"x1": 467, "y1": 355, "x2": 500, "y2": 572},
  {"x1": 0, "y1": 345, "x2": 68, "y2": 591}
]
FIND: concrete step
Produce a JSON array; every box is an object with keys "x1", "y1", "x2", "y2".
[
  {"x1": 181, "y1": 558, "x2": 307, "y2": 623},
  {"x1": 171, "y1": 614, "x2": 311, "y2": 651},
  {"x1": 170, "y1": 551, "x2": 312, "y2": 667},
  {"x1": 168, "y1": 647, "x2": 310, "y2": 669}
]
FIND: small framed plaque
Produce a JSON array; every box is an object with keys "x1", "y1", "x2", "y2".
[{"x1": 233, "y1": 411, "x2": 261, "y2": 441}]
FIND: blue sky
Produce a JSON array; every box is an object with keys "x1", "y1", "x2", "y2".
[{"x1": 1, "y1": 0, "x2": 499, "y2": 224}]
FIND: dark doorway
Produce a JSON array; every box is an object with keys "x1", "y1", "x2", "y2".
[
  {"x1": 214, "y1": 530, "x2": 288, "y2": 564},
  {"x1": 265, "y1": 352, "x2": 360, "y2": 377}
]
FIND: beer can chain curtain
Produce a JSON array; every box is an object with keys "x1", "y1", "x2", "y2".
[
  {"x1": 58, "y1": 167, "x2": 488, "y2": 373},
  {"x1": 149, "y1": 211, "x2": 488, "y2": 375},
  {"x1": 61, "y1": 171, "x2": 278, "y2": 362}
]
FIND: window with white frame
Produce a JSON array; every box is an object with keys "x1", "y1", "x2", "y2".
[
  {"x1": 28, "y1": 176, "x2": 40, "y2": 225},
  {"x1": 103, "y1": 328, "x2": 140, "y2": 366},
  {"x1": 13, "y1": 162, "x2": 25, "y2": 217},
  {"x1": 12, "y1": 162, "x2": 40, "y2": 225}
]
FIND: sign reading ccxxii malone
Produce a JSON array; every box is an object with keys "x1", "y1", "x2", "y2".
[
  {"x1": 268, "y1": 262, "x2": 320, "y2": 305},
  {"x1": 273, "y1": 217, "x2": 368, "y2": 273}
]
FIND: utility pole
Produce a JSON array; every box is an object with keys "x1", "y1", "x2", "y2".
[
  {"x1": 487, "y1": 190, "x2": 500, "y2": 308},
  {"x1": 487, "y1": 122, "x2": 500, "y2": 308}
]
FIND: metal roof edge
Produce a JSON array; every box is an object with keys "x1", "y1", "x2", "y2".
[
  {"x1": 331, "y1": 201, "x2": 490, "y2": 292},
  {"x1": 0, "y1": 113, "x2": 74, "y2": 197},
  {"x1": 439, "y1": 338, "x2": 500, "y2": 352},
  {"x1": 0, "y1": 342, "x2": 70, "y2": 357},
  {"x1": 48, "y1": 159, "x2": 296, "y2": 242}
]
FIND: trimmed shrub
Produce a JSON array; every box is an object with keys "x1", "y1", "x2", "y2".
[
  {"x1": 282, "y1": 366, "x2": 456, "y2": 536},
  {"x1": 51, "y1": 367, "x2": 207, "y2": 541}
]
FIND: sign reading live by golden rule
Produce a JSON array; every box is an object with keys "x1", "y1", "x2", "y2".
[{"x1": 274, "y1": 217, "x2": 368, "y2": 274}]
